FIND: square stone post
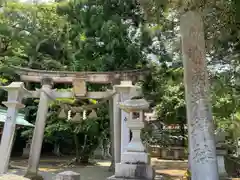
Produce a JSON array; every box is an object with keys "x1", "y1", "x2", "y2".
[
  {"x1": 25, "y1": 77, "x2": 53, "y2": 180},
  {"x1": 180, "y1": 11, "x2": 219, "y2": 180},
  {"x1": 0, "y1": 82, "x2": 29, "y2": 174},
  {"x1": 107, "y1": 99, "x2": 155, "y2": 180},
  {"x1": 112, "y1": 82, "x2": 143, "y2": 165},
  {"x1": 114, "y1": 81, "x2": 142, "y2": 155},
  {"x1": 114, "y1": 81, "x2": 132, "y2": 154}
]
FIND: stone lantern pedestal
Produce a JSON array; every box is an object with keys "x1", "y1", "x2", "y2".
[
  {"x1": 107, "y1": 99, "x2": 156, "y2": 180},
  {"x1": 215, "y1": 131, "x2": 228, "y2": 178}
]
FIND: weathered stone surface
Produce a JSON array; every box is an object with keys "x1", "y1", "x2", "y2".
[
  {"x1": 26, "y1": 80, "x2": 53, "y2": 176},
  {"x1": 121, "y1": 152, "x2": 150, "y2": 164},
  {"x1": 13, "y1": 66, "x2": 148, "y2": 84},
  {"x1": 72, "y1": 78, "x2": 86, "y2": 97},
  {"x1": 108, "y1": 96, "x2": 155, "y2": 180},
  {"x1": 0, "y1": 82, "x2": 28, "y2": 174},
  {"x1": 216, "y1": 150, "x2": 227, "y2": 177},
  {"x1": 113, "y1": 92, "x2": 121, "y2": 164},
  {"x1": 120, "y1": 92, "x2": 130, "y2": 155},
  {"x1": 0, "y1": 174, "x2": 30, "y2": 180},
  {"x1": 217, "y1": 155, "x2": 227, "y2": 177},
  {"x1": 180, "y1": 11, "x2": 218, "y2": 180},
  {"x1": 55, "y1": 171, "x2": 80, "y2": 180},
  {"x1": 115, "y1": 163, "x2": 155, "y2": 179},
  {"x1": 118, "y1": 99, "x2": 149, "y2": 113}
]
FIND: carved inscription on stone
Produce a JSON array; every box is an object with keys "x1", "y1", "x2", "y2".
[
  {"x1": 186, "y1": 26, "x2": 216, "y2": 164},
  {"x1": 180, "y1": 11, "x2": 218, "y2": 180},
  {"x1": 189, "y1": 99, "x2": 215, "y2": 164}
]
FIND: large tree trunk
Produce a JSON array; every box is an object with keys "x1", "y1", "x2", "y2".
[{"x1": 180, "y1": 11, "x2": 219, "y2": 180}]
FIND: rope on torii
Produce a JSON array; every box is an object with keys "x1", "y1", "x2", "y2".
[
  {"x1": 58, "y1": 91, "x2": 117, "y2": 121},
  {"x1": 60, "y1": 91, "x2": 116, "y2": 113}
]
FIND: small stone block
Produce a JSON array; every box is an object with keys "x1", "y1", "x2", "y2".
[{"x1": 56, "y1": 171, "x2": 80, "y2": 180}]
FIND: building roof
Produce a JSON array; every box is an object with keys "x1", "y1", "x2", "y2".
[{"x1": 0, "y1": 109, "x2": 34, "y2": 127}]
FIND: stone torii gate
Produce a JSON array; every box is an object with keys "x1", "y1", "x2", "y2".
[
  {"x1": 1, "y1": 66, "x2": 147, "y2": 179},
  {"x1": 0, "y1": 17, "x2": 222, "y2": 179}
]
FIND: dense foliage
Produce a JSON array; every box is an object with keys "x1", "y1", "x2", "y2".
[
  {"x1": 0, "y1": 0, "x2": 152, "y2": 162},
  {"x1": 0, "y1": 0, "x2": 240, "y2": 162}
]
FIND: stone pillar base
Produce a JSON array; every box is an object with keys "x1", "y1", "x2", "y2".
[
  {"x1": 24, "y1": 172, "x2": 43, "y2": 180},
  {"x1": 107, "y1": 162, "x2": 155, "y2": 180},
  {"x1": 216, "y1": 149, "x2": 227, "y2": 177},
  {"x1": 121, "y1": 152, "x2": 150, "y2": 164}
]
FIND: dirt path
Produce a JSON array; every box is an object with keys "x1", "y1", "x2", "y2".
[
  {"x1": 9, "y1": 158, "x2": 188, "y2": 180},
  {"x1": 152, "y1": 158, "x2": 188, "y2": 180},
  {"x1": 10, "y1": 160, "x2": 113, "y2": 180}
]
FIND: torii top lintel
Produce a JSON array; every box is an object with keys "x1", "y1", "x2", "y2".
[{"x1": 12, "y1": 66, "x2": 149, "y2": 84}]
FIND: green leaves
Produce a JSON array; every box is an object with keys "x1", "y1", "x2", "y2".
[{"x1": 59, "y1": 0, "x2": 149, "y2": 71}]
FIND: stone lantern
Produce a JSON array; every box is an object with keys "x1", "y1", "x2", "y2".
[{"x1": 108, "y1": 98, "x2": 155, "y2": 180}]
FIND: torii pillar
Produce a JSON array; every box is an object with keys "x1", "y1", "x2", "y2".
[{"x1": 25, "y1": 77, "x2": 54, "y2": 180}]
